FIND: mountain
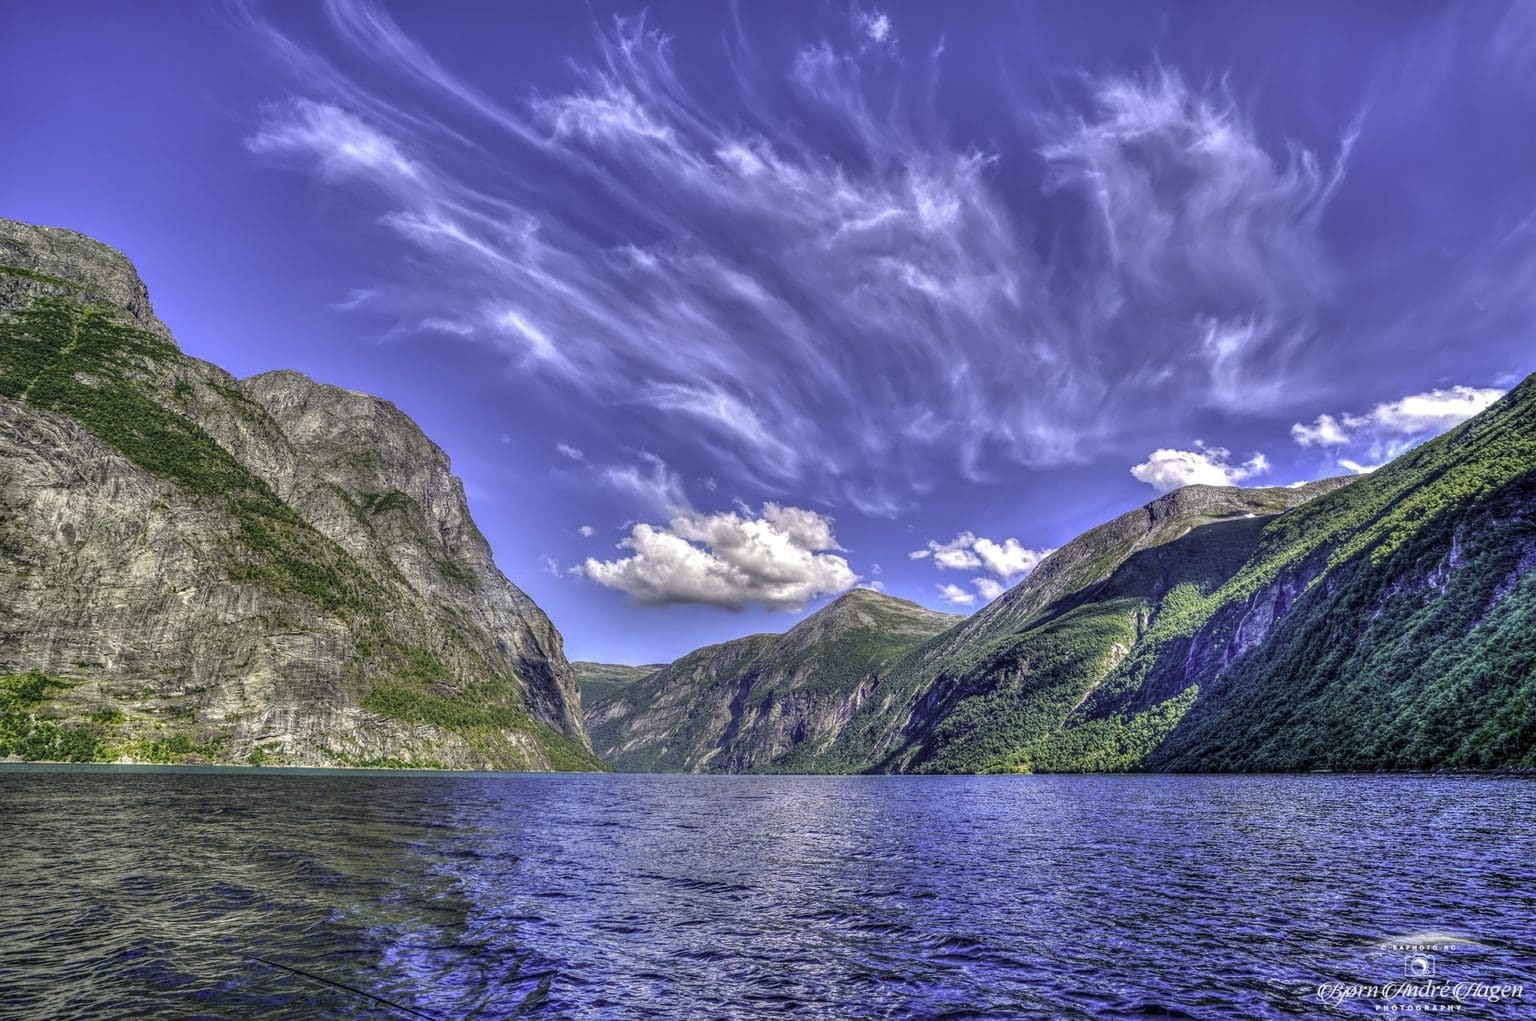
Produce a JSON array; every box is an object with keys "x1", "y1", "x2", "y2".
[
  {"x1": 600, "y1": 379, "x2": 1536, "y2": 773},
  {"x1": 586, "y1": 588, "x2": 962, "y2": 771},
  {"x1": 0, "y1": 218, "x2": 602, "y2": 770},
  {"x1": 6, "y1": 218, "x2": 1529, "y2": 776},
  {"x1": 943, "y1": 377, "x2": 1535, "y2": 773},
  {"x1": 573, "y1": 661, "x2": 663, "y2": 704},
  {"x1": 763, "y1": 481, "x2": 1352, "y2": 774},
  {"x1": 1134, "y1": 375, "x2": 1536, "y2": 771}
]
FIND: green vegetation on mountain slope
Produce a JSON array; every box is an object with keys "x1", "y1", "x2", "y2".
[
  {"x1": 1142, "y1": 379, "x2": 1536, "y2": 770},
  {"x1": 910, "y1": 514, "x2": 1277, "y2": 774},
  {"x1": 648, "y1": 376, "x2": 1534, "y2": 776},
  {"x1": 587, "y1": 634, "x2": 777, "y2": 772},
  {"x1": 1018, "y1": 375, "x2": 1536, "y2": 772},
  {"x1": 573, "y1": 661, "x2": 663, "y2": 704},
  {"x1": 588, "y1": 590, "x2": 961, "y2": 771},
  {"x1": 0, "y1": 295, "x2": 368, "y2": 613},
  {"x1": 0, "y1": 671, "x2": 105, "y2": 762},
  {"x1": 765, "y1": 485, "x2": 1343, "y2": 775}
]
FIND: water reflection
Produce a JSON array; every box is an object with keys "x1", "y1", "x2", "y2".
[{"x1": 1, "y1": 767, "x2": 1533, "y2": 1019}]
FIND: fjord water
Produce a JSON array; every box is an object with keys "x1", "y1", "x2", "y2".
[{"x1": 2, "y1": 769, "x2": 1532, "y2": 1020}]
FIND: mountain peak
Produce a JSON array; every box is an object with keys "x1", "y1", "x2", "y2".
[
  {"x1": 786, "y1": 587, "x2": 962, "y2": 649},
  {"x1": 918, "y1": 475, "x2": 1357, "y2": 666},
  {"x1": 0, "y1": 217, "x2": 597, "y2": 770},
  {"x1": 587, "y1": 585, "x2": 963, "y2": 771},
  {"x1": 820, "y1": 585, "x2": 898, "y2": 610},
  {"x1": 808, "y1": 586, "x2": 956, "y2": 622},
  {"x1": 0, "y1": 218, "x2": 170, "y2": 340},
  {"x1": 1144, "y1": 478, "x2": 1353, "y2": 525}
]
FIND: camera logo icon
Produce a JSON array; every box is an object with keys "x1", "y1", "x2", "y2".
[{"x1": 1405, "y1": 953, "x2": 1437, "y2": 979}]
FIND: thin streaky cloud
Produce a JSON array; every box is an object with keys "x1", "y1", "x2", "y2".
[{"x1": 242, "y1": 1, "x2": 1366, "y2": 514}]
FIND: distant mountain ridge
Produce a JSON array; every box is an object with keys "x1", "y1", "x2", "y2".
[
  {"x1": 595, "y1": 385, "x2": 1536, "y2": 772},
  {"x1": 573, "y1": 661, "x2": 663, "y2": 704},
  {"x1": 0, "y1": 218, "x2": 601, "y2": 769},
  {"x1": 587, "y1": 589, "x2": 961, "y2": 771}
]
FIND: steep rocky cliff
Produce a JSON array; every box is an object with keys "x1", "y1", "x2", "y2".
[
  {"x1": 587, "y1": 589, "x2": 960, "y2": 771},
  {"x1": 0, "y1": 218, "x2": 601, "y2": 770}
]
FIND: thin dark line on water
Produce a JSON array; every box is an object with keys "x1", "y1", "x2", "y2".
[{"x1": 244, "y1": 954, "x2": 440, "y2": 1021}]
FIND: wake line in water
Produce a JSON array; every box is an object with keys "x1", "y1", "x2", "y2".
[{"x1": 245, "y1": 954, "x2": 439, "y2": 1021}]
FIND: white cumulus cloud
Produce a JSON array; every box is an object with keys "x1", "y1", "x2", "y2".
[
  {"x1": 1294, "y1": 386, "x2": 1504, "y2": 447},
  {"x1": 578, "y1": 503, "x2": 857, "y2": 610},
  {"x1": 1363, "y1": 385, "x2": 1506, "y2": 433},
  {"x1": 912, "y1": 531, "x2": 1051, "y2": 604},
  {"x1": 1290, "y1": 414, "x2": 1350, "y2": 447},
  {"x1": 973, "y1": 537, "x2": 1048, "y2": 580},
  {"x1": 1130, "y1": 443, "x2": 1270, "y2": 492},
  {"x1": 911, "y1": 532, "x2": 1049, "y2": 580}
]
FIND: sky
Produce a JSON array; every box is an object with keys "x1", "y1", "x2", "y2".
[{"x1": 4, "y1": 1, "x2": 1534, "y2": 664}]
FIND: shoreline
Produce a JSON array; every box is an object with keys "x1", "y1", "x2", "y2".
[{"x1": 3, "y1": 760, "x2": 1532, "y2": 779}]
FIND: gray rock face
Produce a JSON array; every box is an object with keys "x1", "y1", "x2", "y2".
[
  {"x1": 0, "y1": 218, "x2": 598, "y2": 769},
  {"x1": 0, "y1": 220, "x2": 170, "y2": 339},
  {"x1": 232, "y1": 369, "x2": 587, "y2": 742}
]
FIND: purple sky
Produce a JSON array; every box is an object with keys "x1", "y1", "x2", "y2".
[{"x1": 4, "y1": 1, "x2": 1533, "y2": 663}]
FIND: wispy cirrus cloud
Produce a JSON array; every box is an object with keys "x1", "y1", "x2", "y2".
[
  {"x1": 597, "y1": 452, "x2": 691, "y2": 516},
  {"x1": 241, "y1": 2, "x2": 1362, "y2": 514},
  {"x1": 246, "y1": 96, "x2": 422, "y2": 183},
  {"x1": 1040, "y1": 70, "x2": 1356, "y2": 416},
  {"x1": 1041, "y1": 70, "x2": 1350, "y2": 308}
]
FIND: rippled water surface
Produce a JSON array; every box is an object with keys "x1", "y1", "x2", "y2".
[{"x1": 2, "y1": 768, "x2": 1534, "y2": 1019}]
